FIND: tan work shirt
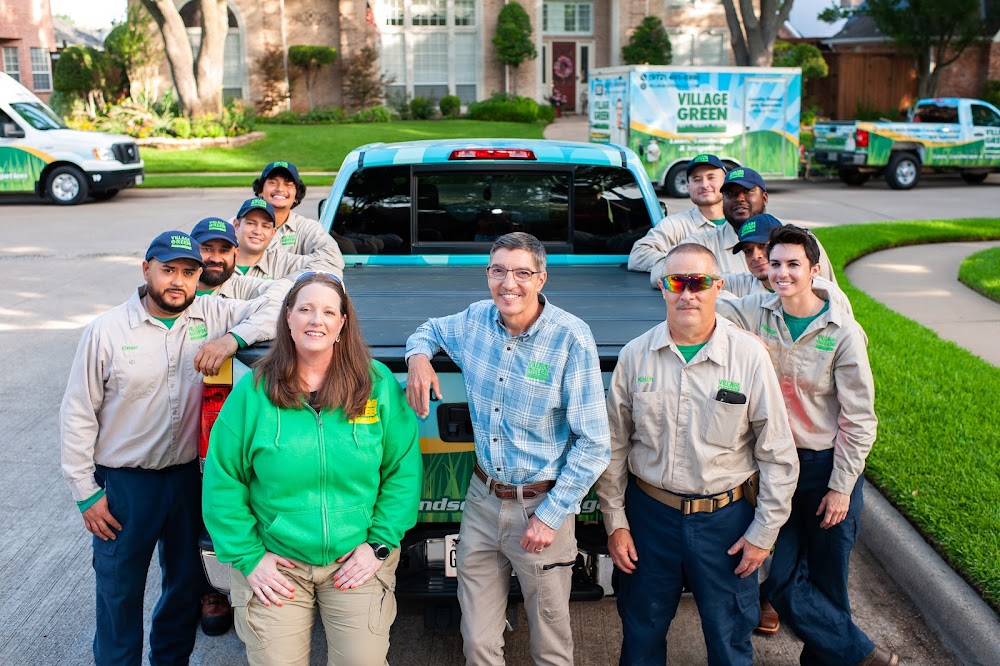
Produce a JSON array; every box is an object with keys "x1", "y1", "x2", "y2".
[
  {"x1": 239, "y1": 247, "x2": 344, "y2": 281},
  {"x1": 596, "y1": 316, "x2": 799, "y2": 550},
  {"x1": 683, "y1": 225, "x2": 839, "y2": 285},
  {"x1": 721, "y1": 274, "x2": 853, "y2": 315},
  {"x1": 268, "y1": 211, "x2": 345, "y2": 273},
  {"x1": 60, "y1": 287, "x2": 273, "y2": 502},
  {"x1": 628, "y1": 206, "x2": 718, "y2": 284},
  {"x1": 715, "y1": 288, "x2": 877, "y2": 495}
]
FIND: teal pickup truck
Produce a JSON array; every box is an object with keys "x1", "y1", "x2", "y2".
[
  {"x1": 199, "y1": 138, "x2": 669, "y2": 627},
  {"x1": 813, "y1": 97, "x2": 1000, "y2": 189}
]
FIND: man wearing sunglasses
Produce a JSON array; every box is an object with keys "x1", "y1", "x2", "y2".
[
  {"x1": 628, "y1": 154, "x2": 729, "y2": 285},
  {"x1": 596, "y1": 243, "x2": 799, "y2": 666},
  {"x1": 405, "y1": 232, "x2": 611, "y2": 666}
]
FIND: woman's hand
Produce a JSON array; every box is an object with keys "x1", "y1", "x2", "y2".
[
  {"x1": 333, "y1": 544, "x2": 385, "y2": 590},
  {"x1": 247, "y1": 552, "x2": 296, "y2": 606}
]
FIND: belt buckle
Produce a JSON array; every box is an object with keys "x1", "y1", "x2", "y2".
[
  {"x1": 492, "y1": 481, "x2": 514, "y2": 497},
  {"x1": 682, "y1": 497, "x2": 716, "y2": 515}
]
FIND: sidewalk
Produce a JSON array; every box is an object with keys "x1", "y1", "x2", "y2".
[{"x1": 543, "y1": 114, "x2": 589, "y2": 142}]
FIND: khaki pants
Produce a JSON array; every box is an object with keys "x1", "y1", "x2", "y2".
[
  {"x1": 230, "y1": 549, "x2": 399, "y2": 666},
  {"x1": 457, "y1": 474, "x2": 577, "y2": 666}
]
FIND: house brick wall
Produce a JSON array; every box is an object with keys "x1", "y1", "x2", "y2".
[
  {"x1": 936, "y1": 44, "x2": 988, "y2": 99},
  {"x1": 0, "y1": 0, "x2": 56, "y2": 101}
]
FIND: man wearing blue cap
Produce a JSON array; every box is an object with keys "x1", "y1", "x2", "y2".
[
  {"x1": 60, "y1": 231, "x2": 277, "y2": 665},
  {"x1": 232, "y1": 197, "x2": 344, "y2": 280},
  {"x1": 253, "y1": 161, "x2": 347, "y2": 269},
  {"x1": 191, "y1": 216, "x2": 291, "y2": 301},
  {"x1": 629, "y1": 154, "x2": 729, "y2": 285}
]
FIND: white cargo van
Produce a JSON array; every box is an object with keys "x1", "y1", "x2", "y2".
[{"x1": 0, "y1": 73, "x2": 143, "y2": 204}]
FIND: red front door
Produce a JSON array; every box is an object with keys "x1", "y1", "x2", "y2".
[{"x1": 552, "y1": 42, "x2": 576, "y2": 111}]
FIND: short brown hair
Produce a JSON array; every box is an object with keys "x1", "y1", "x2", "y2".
[
  {"x1": 490, "y1": 232, "x2": 547, "y2": 272},
  {"x1": 767, "y1": 224, "x2": 820, "y2": 266}
]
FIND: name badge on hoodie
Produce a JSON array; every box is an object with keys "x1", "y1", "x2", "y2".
[{"x1": 350, "y1": 399, "x2": 379, "y2": 424}]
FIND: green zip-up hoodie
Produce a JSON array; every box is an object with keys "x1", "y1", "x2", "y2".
[{"x1": 203, "y1": 360, "x2": 422, "y2": 576}]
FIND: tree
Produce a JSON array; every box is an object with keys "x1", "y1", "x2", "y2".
[
  {"x1": 342, "y1": 45, "x2": 395, "y2": 112},
  {"x1": 773, "y1": 40, "x2": 828, "y2": 81},
  {"x1": 53, "y1": 46, "x2": 112, "y2": 116},
  {"x1": 493, "y1": 2, "x2": 536, "y2": 95},
  {"x1": 819, "y1": 0, "x2": 985, "y2": 98},
  {"x1": 105, "y1": 3, "x2": 162, "y2": 103},
  {"x1": 254, "y1": 44, "x2": 290, "y2": 115},
  {"x1": 139, "y1": 0, "x2": 228, "y2": 117},
  {"x1": 721, "y1": 0, "x2": 794, "y2": 66},
  {"x1": 622, "y1": 16, "x2": 672, "y2": 65},
  {"x1": 288, "y1": 45, "x2": 338, "y2": 111}
]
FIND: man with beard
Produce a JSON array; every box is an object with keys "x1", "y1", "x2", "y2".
[
  {"x1": 60, "y1": 231, "x2": 277, "y2": 665},
  {"x1": 682, "y1": 168, "x2": 837, "y2": 283},
  {"x1": 629, "y1": 154, "x2": 729, "y2": 286}
]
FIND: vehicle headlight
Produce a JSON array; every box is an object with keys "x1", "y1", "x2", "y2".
[{"x1": 92, "y1": 147, "x2": 113, "y2": 160}]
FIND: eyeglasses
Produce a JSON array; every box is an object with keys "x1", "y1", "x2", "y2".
[
  {"x1": 295, "y1": 270, "x2": 344, "y2": 286},
  {"x1": 660, "y1": 273, "x2": 720, "y2": 293},
  {"x1": 486, "y1": 266, "x2": 542, "y2": 282}
]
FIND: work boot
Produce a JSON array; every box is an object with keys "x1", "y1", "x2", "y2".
[
  {"x1": 755, "y1": 599, "x2": 780, "y2": 634},
  {"x1": 857, "y1": 646, "x2": 900, "y2": 666},
  {"x1": 201, "y1": 592, "x2": 233, "y2": 636}
]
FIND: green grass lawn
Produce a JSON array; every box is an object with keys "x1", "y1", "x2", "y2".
[
  {"x1": 957, "y1": 246, "x2": 1000, "y2": 303},
  {"x1": 140, "y1": 121, "x2": 547, "y2": 175},
  {"x1": 815, "y1": 219, "x2": 1000, "y2": 611}
]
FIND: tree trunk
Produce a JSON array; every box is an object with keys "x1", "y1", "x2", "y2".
[
  {"x1": 722, "y1": 0, "x2": 794, "y2": 67},
  {"x1": 195, "y1": 0, "x2": 227, "y2": 115}
]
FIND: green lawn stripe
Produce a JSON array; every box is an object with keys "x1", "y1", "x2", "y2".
[{"x1": 958, "y1": 246, "x2": 1000, "y2": 303}]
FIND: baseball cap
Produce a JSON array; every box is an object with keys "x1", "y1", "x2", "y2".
[
  {"x1": 236, "y1": 197, "x2": 276, "y2": 222},
  {"x1": 685, "y1": 154, "x2": 726, "y2": 176},
  {"x1": 259, "y1": 160, "x2": 301, "y2": 182},
  {"x1": 721, "y1": 167, "x2": 767, "y2": 193},
  {"x1": 190, "y1": 217, "x2": 239, "y2": 247},
  {"x1": 145, "y1": 231, "x2": 206, "y2": 268},
  {"x1": 732, "y1": 213, "x2": 784, "y2": 254}
]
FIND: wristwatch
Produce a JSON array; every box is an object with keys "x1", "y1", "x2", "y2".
[{"x1": 369, "y1": 542, "x2": 391, "y2": 560}]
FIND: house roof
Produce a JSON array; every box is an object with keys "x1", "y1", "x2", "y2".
[
  {"x1": 52, "y1": 16, "x2": 105, "y2": 50},
  {"x1": 782, "y1": 0, "x2": 848, "y2": 39},
  {"x1": 823, "y1": 15, "x2": 888, "y2": 44}
]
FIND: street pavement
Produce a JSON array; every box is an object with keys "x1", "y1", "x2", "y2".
[{"x1": 1, "y1": 153, "x2": 997, "y2": 664}]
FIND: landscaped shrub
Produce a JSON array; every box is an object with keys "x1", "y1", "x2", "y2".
[
  {"x1": 192, "y1": 114, "x2": 226, "y2": 138},
  {"x1": 169, "y1": 117, "x2": 192, "y2": 138},
  {"x1": 439, "y1": 95, "x2": 461, "y2": 118},
  {"x1": 467, "y1": 93, "x2": 547, "y2": 123},
  {"x1": 348, "y1": 106, "x2": 394, "y2": 123},
  {"x1": 409, "y1": 96, "x2": 435, "y2": 120},
  {"x1": 983, "y1": 80, "x2": 1000, "y2": 110},
  {"x1": 303, "y1": 106, "x2": 347, "y2": 123}
]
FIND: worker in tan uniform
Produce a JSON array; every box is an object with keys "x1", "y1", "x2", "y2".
[
  {"x1": 596, "y1": 242, "x2": 799, "y2": 666},
  {"x1": 716, "y1": 225, "x2": 898, "y2": 666},
  {"x1": 628, "y1": 153, "x2": 729, "y2": 285},
  {"x1": 60, "y1": 230, "x2": 276, "y2": 665}
]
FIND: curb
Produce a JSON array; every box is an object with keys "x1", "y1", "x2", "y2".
[{"x1": 861, "y1": 480, "x2": 1000, "y2": 665}]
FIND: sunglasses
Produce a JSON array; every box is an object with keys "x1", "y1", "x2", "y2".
[
  {"x1": 295, "y1": 270, "x2": 344, "y2": 285},
  {"x1": 660, "y1": 273, "x2": 720, "y2": 293}
]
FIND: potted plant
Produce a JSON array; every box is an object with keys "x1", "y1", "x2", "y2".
[{"x1": 547, "y1": 88, "x2": 568, "y2": 117}]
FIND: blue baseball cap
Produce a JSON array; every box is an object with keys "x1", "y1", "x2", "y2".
[
  {"x1": 732, "y1": 213, "x2": 784, "y2": 253},
  {"x1": 236, "y1": 197, "x2": 276, "y2": 223},
  {"x1": 721, "y1": 167, "x2": 767, "y2": 193},
  {"x1": 191, "y1": 217, "x2": 239, "y2": 247},
  {"x1": 145, "y1": 231, "x2": 206, "y2": 268},
  {"x1": 260, "y1": 160, "x2": 301, "y2": 182},
  {"x1": 685, "y1": 154, "x2": 727, "y2": 175}
]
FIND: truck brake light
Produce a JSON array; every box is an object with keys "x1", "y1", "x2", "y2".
[
  {"x1": 855, "y1": 129, "x2": 869, "y2": 149},
  {"x1": 199, "y1": 385, "x2": 231, "y2": 469},
  {"x1": 449, "y1": 148, "x2": 536, "y2": 160}
]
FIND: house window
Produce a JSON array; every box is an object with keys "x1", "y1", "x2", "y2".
[
  {"x1": 379, "y1": 0, "x2": 478, "y2": 103},
  {"x1": 30, "y1": 48, "x2": 51, "y2": 91},
  {"x1": 542, "y1": 2, "x2": 593, "y2": 34},
  {"x1": 667, "y1": 29, "x2": 729, "y2": 66},
  {"x1": 180, "y1": 1, "x2": 246, "y2": 100},
  {"x1": 2, "y1": 47, "x2": 19, "y2": 82}
]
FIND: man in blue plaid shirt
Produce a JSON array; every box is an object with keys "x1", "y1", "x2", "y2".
[{"x1": 406, "y1": 232, "x2": 611, "y2": 666}]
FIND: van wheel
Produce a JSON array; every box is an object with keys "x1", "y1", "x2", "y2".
[
  {"x1": 961, "y1": 172, "x2": 989, "y2": 184},
  {"x1": 838, "y1": 169, "x2": 869, "y2": 186},
  {"x1": 46, "y1": 166, "x2": 89, "y2": 205},
  {"x1": 885, "y1": 153, "x2": 920, "y2": 190},
  {"x1": 664, "y1": 164, "x2": 689, "y2": 198},
  {"x1": 92, "y1": 189, "x2": 120, "y2": 201}
]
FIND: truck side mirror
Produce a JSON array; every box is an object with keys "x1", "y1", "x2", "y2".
[
  {"x1": 2, "y1": 122, "x2": 25, "y2": 139},
  {"x1": 318, "y1": 197, "x2": 327, "y2": 219}
]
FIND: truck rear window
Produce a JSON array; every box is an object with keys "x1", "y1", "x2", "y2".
[
  {"x1": 911, "y1": 104, "x2": 959, "y2": 124},
  {"x1": 331, "y1": 164, "x2": 653, "y2": 255}
]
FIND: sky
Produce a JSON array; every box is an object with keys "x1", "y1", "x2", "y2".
[{"x1": 50, "y1": 0, "x2": 127, "y2": 32}]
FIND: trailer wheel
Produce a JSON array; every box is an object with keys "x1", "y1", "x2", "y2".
[
  {"x1": 838, "y1": 169, "x2": 869, "y2": 186},
  {"x1": 961, "y1": 172, "x2": 989, "y2": 184},
  {"x1": 45, "y1": 165, "x2": 89, "y2": 205},
  {"x1": 664, "y1": 164, "x2": 689, "y2": 198},
  {"x1": 885, "y1": 152, "x2": 920, "y2": 190}
]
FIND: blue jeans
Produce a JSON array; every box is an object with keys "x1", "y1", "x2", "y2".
[
  {"x1": 93, "y1": 462, "x2": 202, "y2": 666},
  {"x1": 761, "y1": 449, "x2": 874, "y2": 665},
  {"x1": 616, "y1": 478, "x2": 759, "y2": 666}
]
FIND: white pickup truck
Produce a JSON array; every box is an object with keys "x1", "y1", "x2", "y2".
[{"x1": 813, "y1": 97, "x2": 1000, "y2": 189}]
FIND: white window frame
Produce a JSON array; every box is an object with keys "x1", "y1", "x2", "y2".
[
  {"x1": 2, "y1": 47, "x2": 20, "y2": 82},
  {"x1": 542, "y1": 1, "x2": 594, "y2": 35},
  {"x1": 30, "y1": 47, "x2": 52, "y2": 91}
]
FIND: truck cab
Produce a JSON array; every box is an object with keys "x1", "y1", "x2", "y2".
[{"x1": 199, "y1": 139, "x2": 670, "y2": 625}]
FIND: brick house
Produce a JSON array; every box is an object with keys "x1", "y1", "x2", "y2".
[
  {"x1": 0, "y1": 0, "x2": 56, "y2": 101},
  {"x1": 154, "y1": 0, "x2": 733, "y2": 113}
]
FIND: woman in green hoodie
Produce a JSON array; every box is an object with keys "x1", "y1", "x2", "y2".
[{"x1": 203, "y1": 272, "x2": 422, "y2": 665}]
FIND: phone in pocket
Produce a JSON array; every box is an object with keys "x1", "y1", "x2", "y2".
[{"x1": 715, "y1": 389, "x2": 747, "y2": 405}]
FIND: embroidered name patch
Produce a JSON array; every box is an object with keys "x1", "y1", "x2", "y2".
[
  {"x1": 526, "y1": 361, "x2": 551, "y2": 381},
  {"x1": 816, "y1": 335, "x2": 836, "y2": 352},
  {"x1": 281, "y1": 235, "x2": 296, "y2": 246},
  {"x1": 760, "y1": 323, "x2": 778, "y2": 337},
  {"x1": 189, "y1": 323, "x2": 208, "y2": 341},
  {"x1": 637, "y1": 376, "x2": 654, "y2": 383},
  {"x1": 718, "y1": 379, "x2": 741, "y2": 392},
  {"x1": 350, "y1": 398, "x2": 379, "y2": 424}
]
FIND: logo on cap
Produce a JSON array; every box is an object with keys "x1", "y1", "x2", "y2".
[
  {"x1": 694, "y1": 155, "x2": 709, "y2": 163},
  {"x1": 729, "y1": 168, "x2": 745, "y2": 179},
  {"x1": 208, "y1": 220, "x2": 228, "y2": 232},
  {"x1": 272, "y1": 161, "x2": 289, "y2": 168},
  {"x1": 250, "y1": 198, "x2": 268, "y2": 208},
  {"x1": 170, "y1": 235, "x2": 193, "y2": 250},
  {"x1": 740, "y1": 220, "x2": 757, "y2": 237}
]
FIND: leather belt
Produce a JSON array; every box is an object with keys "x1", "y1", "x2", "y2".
[
  {"x1": 474, "y1": 463, "x2": 555, "y2": 500},
  {"x1": 636, "y1": 477, "x2": 746, "y2": 515}
]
